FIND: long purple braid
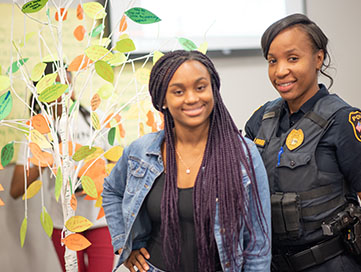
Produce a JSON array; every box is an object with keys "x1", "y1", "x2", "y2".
[{"x1": 148, "y1": 50, "x2": 269, "y2": 271}]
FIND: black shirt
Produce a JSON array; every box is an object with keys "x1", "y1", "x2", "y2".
[{"x1": 245, "y1": 84, "x2": 361, "y2": 193}]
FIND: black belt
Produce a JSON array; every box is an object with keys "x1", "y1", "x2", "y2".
[{"x1": 272, "y1": 236, "x2": 344, "y2": 272}]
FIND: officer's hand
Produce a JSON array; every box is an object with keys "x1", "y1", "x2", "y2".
[{"x1": 124, "y1": 248, "x2": 150, "y2": 272}]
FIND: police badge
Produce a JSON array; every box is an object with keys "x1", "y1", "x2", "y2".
[
  {"x1": 348, "y1": 111, "x2": 361, "y2": 142},
  {"x1": 286, "y1": 129, "x2": 304, "y2": 151}
]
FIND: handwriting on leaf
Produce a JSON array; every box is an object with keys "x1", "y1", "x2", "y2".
[
  {"x1": 40, "y1": 207, "x2": 53, "y2": 237},
  {"x1": 95, "y1": 60, "x2": 114, "y2": 83},
  {"x1": 65, "y1": 215, "x2": 93, "y2": 232},
  {"x1": 90, "y1": 24, "x2": 104, "y2": 37},
  {"x1": 67, "y1": 55, "x2": 93, "y2": 72},
  {"x1": 72, "y1": 146, "x2": 96, "y2": 162},
  {"x1": 36, "y1": 73, "x2": 57, "y2": 94},
  {"x1": 38, "y1": 84, "x2": 68, "y2": 103},
  {"x1": 20, "y1": 217, "x2": 27, "y2": 248},
  {"x1": 29, "y1": 129, "x2": 51, "y2": 148},
  {"x1": 125, "y1": 7, "x2": 161, "y2": 24},
  {"x1": 55, "y1": 167, "x2": 62, "y2": 202},
  {"x1": 83, "y1": 2, "x2": 106, "y2": 20},
  {"x1": 115, "y1": 38, "x2": 136, "y2": 53},
  {"x1": 29, "y1": 114, "x2": 50, "y2": 134},
  {"x1": 91, "y1": 93, "x2": 101, "y2": 111},
  {"x1": 29, "y1": 142, "x2": 53, "y2": 166},
  {"x1": 63, "y1": 233, "x2": 91, "y2": 251},
  {"x1": 178, "y1": 37, "x2": 197, "y2": 51},
  {"x1": 0, "y1": 91, "x2": 13, "y2": 121},
  {"x1": 22, "y1": 0, "x2": 48, "y2": 13},
  {"x1": 104, "y1": 146, "x2": 123, "y2": 162},
  {"x1": 81, "y1": 176, "x2": 98, "y2": 198},
  {"x1": 1, "y1": 142, "x2": 14, "y2": 167},
  {"x1": 22, "y1": 180, "x2": 42, "y2": 200},
  {"x1": 71, "y1": 194, "x2": 77, "y2": 211},
  {"x1": 7, "y1": 58, "x2": 29, "y2": 74},
  {"x1": 91, "y1": 112, "x2": 100, "y2": 130},
  {"x1": 85, "y1": 45, "x2": 114, "y2": 62}
]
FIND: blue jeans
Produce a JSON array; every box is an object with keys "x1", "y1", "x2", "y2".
[{"x1": 145, "y1": 260, "x2": 167, "y2": 272}]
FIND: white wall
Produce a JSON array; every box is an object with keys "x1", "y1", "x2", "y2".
[{"x1": 215, "y1": 0, "x2": 361, "y2": 130}]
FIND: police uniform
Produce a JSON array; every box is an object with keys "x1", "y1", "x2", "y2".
[{"x1": 245, "y1": 85, "x2": 361, "y2": 272}]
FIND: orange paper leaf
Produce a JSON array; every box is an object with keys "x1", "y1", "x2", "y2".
[
  {"x1": 91, "y1": 93, "x2": 101, "y2": 111},
  {"x1": 119, "y1": 15, "x2": 128, "y2": 32},
  {"x1": 0, "y1": 183, "x2": 4, "y2": 191},
  {"x1": 73, "y1": 25, "x2": 86, "y2": 41},
  {"x1": 71, "y1": 194, "x2": 77, "y2": 211},
  {"x1": 77, "y1": 4, "x2": 84, "y2": 20},
  {"x1": 0, "y1": 197, "x2": 4, "y2": 206},
  {"x1": 29, "y1": 114, "x2": 50, "y2": 134},
  {"x1": 29, "y1": 142, "x2": 54, "y2": 166},
  {"x1": 68, "y1": 55, "x2": 93, "y2": 72},
  {"x1": 103, "y1": 113, "x2": 121, "y2": 128},
  {"x1": 146, "y1": 110, "x2": 157, "y2": 132},
  {"x1": 62, "y1": 233, "x2": 91, "y2": 251},
  {"x1": 97, "y1": 207, "x2": 105, "y2": 220},
  {"x1": 55, "y1": 8, "x2": 68, "y2": 21}
]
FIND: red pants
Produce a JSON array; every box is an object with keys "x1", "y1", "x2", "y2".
[{"x1": 52, "y1": 227, "x2": 114, "y2": 272}]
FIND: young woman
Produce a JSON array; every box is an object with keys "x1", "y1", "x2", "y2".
[
  {"x1": 102, "y1": 50, "x2": 271, "y2": 272},
  {"x1": 245, "y1": 14, "x2": 361, "y2": 271}
]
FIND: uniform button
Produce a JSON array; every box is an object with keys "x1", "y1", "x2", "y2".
[
  {"x1": 225, "y1": 262, "x2": 231, "y2": 268},
  {"x1": 290, "y1": 160, "x2": 296, "y2": 167}
]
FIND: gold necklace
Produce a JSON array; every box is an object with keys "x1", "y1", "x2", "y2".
[{"x1": 175, "y1": 149, "x2": 203, "y2": 174}]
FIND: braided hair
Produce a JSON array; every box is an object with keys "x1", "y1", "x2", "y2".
[{"x1": 149, "y1": 50, "x2": 269, "y2": 271}]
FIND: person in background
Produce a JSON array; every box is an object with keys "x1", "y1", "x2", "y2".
[
  {"x1": 10, "y1": 62, "x2": 114, "y2": 272},
  {"x1": 102, "y1": 50, "x2": 271, "y2": 272},
  {"x1": 245, "y1": 13, "x2": 361, "y2": 272}
]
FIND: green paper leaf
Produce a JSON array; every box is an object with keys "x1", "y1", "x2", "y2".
[
  {"x1": 55, "y1": 167, "x2": 62, "y2": 202},
  {"x1": 1, "y1": 142, "x2": 14, "y2": 167},
  {"x1": 95, "y1": 60, "x2": 114, "y2": 83},
  {"x1": 81, "y1": 176, "x2": 98, "y2": 198},
  {"x1": 20, "y1": 217, "x2": 27, "y2": 248},
  {"x1": 0, "y1": 91, "x2": 13, "y2": 120},
  {"x1": 68, "y1": 100, "x2": 77, "y2": 116},
  {"x1": 38, "y1": 84, "x2": 68, "y2": 103},
  {"x1": 72, "y1": 146, "x2": 97, "y2": 162},
  {"x1": 125, "y1": 7, "x2": 161, "y2": 24},
  {"x1": 108, "y1": 53, "x2": 127, "y2": 67},
  {"x1": 21, "y1": 0, "x2": 48, "y2": 14},
  {"x1": 108, "y1": 127, "x2": 116, "y2": 146},
  {"x1": 178, "y1": 37, "x2": 197, "y2": 51},
  {"x1": 7, "y1": 58, "x2": 29, "y2": 74},
  {"x1": 40, "y1": 207, "x2": 53, "y2": 238},
  {"x1": 115, "y1": 38, "x2": 136, "y2": 53},
  {"x1": 90, "y1": 24, "x2": 104, "y2": 37},
  {"x1": 85, "y1": 45, "x2": 114, "y2": 62}
]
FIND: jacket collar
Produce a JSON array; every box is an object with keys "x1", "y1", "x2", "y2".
[{"x1": 145, "y1": 130, "x2": 165, "y2": 157}]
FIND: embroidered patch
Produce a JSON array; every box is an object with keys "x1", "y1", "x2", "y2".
[
  {"x1": 348, "y1": 111, "x2": 361, "y2": 142},
  {"x1": 286, "y1": 129, "x2": 304, "y2": 151},
  {"x1": 254, "y1": 138, "x2": 265, "y2": 147}
]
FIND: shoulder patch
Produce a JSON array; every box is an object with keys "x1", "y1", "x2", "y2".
[{"x1": 348, "y1": 111, "x2": 361, "y2": 142}]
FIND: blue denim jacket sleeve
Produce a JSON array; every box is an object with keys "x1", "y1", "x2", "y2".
[
  {"x1": 243, "y1": 139, "x2": 272, "y2": 271},
  {"x1": 101, "y1": 145, "x2": 130, "y2": 254}
]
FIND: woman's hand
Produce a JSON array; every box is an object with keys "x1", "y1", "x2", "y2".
[{"x1": 124, "y1": 248, "x2": 150, "y2": 272}]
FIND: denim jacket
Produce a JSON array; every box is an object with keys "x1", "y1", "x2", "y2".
[{"x1": 102, "y1": 130, "x2": 271, "y2": 272}]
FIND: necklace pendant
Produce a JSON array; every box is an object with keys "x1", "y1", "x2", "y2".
[{"x1": 186, "y1": 168, "x2": 191, "y2": 174}]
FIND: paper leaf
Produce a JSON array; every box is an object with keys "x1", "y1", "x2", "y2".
[
  {"x1": 95, "y1": 195, "x2": 102, "y2": 208},
  {"x1": 20, "y1": 217, "x2": 27, "y2": 248},
  {"x1": 36, "y1": 73, "x2": 57, "y2": 94},
  {"x1": 0, "y1": 75, "x2": 10, "y2": 91},
  {"x1": 0, "y1": 184, "x2": 4, "y2": 191},
  {"x1": 30, "y1": 62, "x2": 47, "y2": 82},
  {"x1": 108, "y1": 127, "x2": 116, "y2": 146},
  {"x1": 108, "y1": 52, "x2": 127, "y2": 67},
  {"x1": 95, "y1": 60, "x2": 114, "y2": 83},
  {"x1": 83, "y1": 2, "x2": 106, "y2": 20},
  {"x1": 90, "y1": 24, "x2": 104, "y2": 37},
  {"x1": 77, "y1": 4, "x2": 83, "y2": 20},
  {"x1": 106, "y1": 163, "x2": 115, "y2": 175},
  {"x1": 65, "y1": 215, "x2": 93, "y2": 232},
  {"x1": 139, "y1": 122, "x2": 145, "y2": 137},
  {"x1": 91, "y1": 112, "x2": 100, "y2": 130},
  {"x1": 153, "y1": 51, "x2": 164, "y2": 65},
  {"x1": 97, "y1": 84, "x2": 114, "y2": 99},
  {"x1": 115, "y1": 38, "x2": 136, "y2": 53},
  {"x1": 21, "y1": 0, "x2": 48, "y2": 14},
  {"x1": 104, "y1": 146, "x2": 123, "y2": 162},
  {"x1": 62, "y1": 233, "x2": 91, "y2": 251},
  {"x1": 80, "y1": 176, "x2": 98, "y2": 198},
  {"x1": 55, "y1": 167, "x2": 62, "y2": 202},
  {"x1": 0, "y1": 91, "x2": 13, "y2": 121},
  {"x1": 91, "y1": 93, "x2": 101, "y2": 111},
  {"x1": 74, "y1": 25, "x2": 86, "y2": 41},
  {"x1": 38, "y1": 84, "x2": 68, "y2": 103},
  {"x1": 29, "y1": 142, "x2": 53, "y2": 165},
  {"x1": 42, "y1": 54, "x2": 59, "y2": 62},
  {"x1": 104, "y1": 113, "x2": 121, "y2": 128},
  {"x1": 40, "y1": 207, "x2": 53, "y2": 237},
  {"x1": 125, "y1": 7, "x2": 161, "y2": 24},
  {"x1": 55, "y1": 8, "x2": 68, "y2": 21},
  {"x1": 71, "y1": 194, "x2": 77, "y2": 211},
  {"x1": 178, "y1": 37, "x2": 197, "y2": 51},
  {"x1": 135, "y1": 67, "x2": 150, "y2": 85},
  {"x1": 67, "y1": 55, "x2": 93, "y2": 72},
  {"x1": 72, "y1": 146, "x2": 96, "y2": 162},
  {"x1": 119, "y1": 15, "x2": 128, "y2": 32},
  {"x1": 117, "y1": 123, "x2": 125, "y2": 138},
  {"x1": 96, "y1": 207, "x2": 105, "y2": 220},
  {"x1": 0, "y1": 197, "x2": 4, "y2": 206},
  {"x1": 29, "y1": 129, "x2": 51, "y2": 148},
  {"x1": 7, "y1": 58, "x2": 29, "y2": 74},
  {"x1": 90, "y1": 37, "x2": 111, "y2": 47},
  {"x1": 198, "y1": 41, "x2": 208, "y2": 54},
  {"x1": 29, "y1": 114, "x2": 50, "y2": 134},
  {"x1": 85, "y1": 45, "x2": 114, "y2": 62},
  {"x1": 1, "y1": 142, "x2": 14, "y2": 167},
  {"x1": 22, "y1": 180, "x2": 42, "y2": 200}
]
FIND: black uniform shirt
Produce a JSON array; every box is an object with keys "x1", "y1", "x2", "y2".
[{"x1": 245, "y1": 84, "x2": 361, "y2": 193}]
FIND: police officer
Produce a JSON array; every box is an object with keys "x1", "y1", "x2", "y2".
[{"x1": 245, "y1": 14, "x2": 361, "y2": 271}]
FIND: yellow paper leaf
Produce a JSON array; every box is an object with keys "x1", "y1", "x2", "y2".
[
  {"x1": 135, "y1": 67, "x2": 151, "y2": 85},
  {"x1": 153, "y1": 51, "x2": 164, "y2": 65},
  {"x1": 84, "y1": 147, "x2": 104, "y2": 162},
  {"x1": 0, "y1": 75, "x2": 10, "y2": 91},
  {"x1": 20, "y1": 217, "x2": 27, "y2": 248},
  {"x1": 95, "y1": 195, "x2": 102, "y2": 208},
  {"x1": 0, "y1": 183, "x2": 4, "y2": 191},
  {"x1": 36, "y1": 73, "x2": 57, "y2": 94},
  {"x1": 91, "y1": 38, "x2": 111, "y2": 47},
  {"x1": 65, "y1": 215, "x2": 93, "y2": 232},
  {"x1": 29, "y1": 129, "x2": 52, "y2": 149},
  {"x1": 55, "y1": 168, "x2": 62, "y2": 202},
  {"x1": 95, "y1": 60, "x2": 114, "y2": 83},
  {"x1": 30, "y1": 62, "x2": 47, "y2": 82},
  {"x1": 22, "y1": 180, "x2": 42, "y2": 200},
  {"x1": 91, "y1": 112, "x2": 100, "y2": 130},
  {"x1": 108, "y1": 52, "x2": 127, "y2": 67},
  {"x1": 104, "y1": 146, "x2": 123, "y2": 162},
  {"x1": 197, "y1": 41, "x2": 208, "y2": 54},
  {"x1": 139, "y1": 122, "x2": 145, "y2": 137},
  {"x1": 62, "y1": 233, "x2": 91, "y2": 251},
  {"x1": 42, "y1": 54, "x2": 60, "y2": 62},
  {"x1": 40, "y1": 207, "x2": 53, "y2": 238},
  {"x1": 72, "y1": 146, "x2": 97, "y2": 161},
  {"x1": 83, "y1": 2, "x2": 106, "y2": 19},
  {"x1": 80, "y1": 176, "x2": 98, "y2": 198},
  {"x1": 97, "y1": 84, "x2": 114, "y2": 99},
  {"x1": 85, "y1": 45, "x2": 113, "y2": 62}
]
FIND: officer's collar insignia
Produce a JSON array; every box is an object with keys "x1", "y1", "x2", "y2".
[
  {"x1": 286, "y1": 129, "x2": 304, "y2": 151},
  {"x1": 348, "y1": 111, "x2": 361, "y2": 142},
  {"x1": 254, "y1": 138, "x2": 266, "y2": 147}
]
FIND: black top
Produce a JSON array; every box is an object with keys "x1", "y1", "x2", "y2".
[
  {"x1": 144, "y1": 172, "x2": 222, "y2": 271},
  {"x1": 244, "y1": 84, "x2": 361, "y2": 193}
]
